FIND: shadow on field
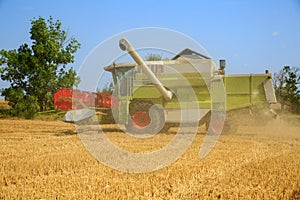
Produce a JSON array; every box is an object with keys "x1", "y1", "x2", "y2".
[
  {"x1": 55, "y1": 130, "x2": 77, "y2": 136},
  {"x1": 101, "y1": 127, "x2": 123, "y2": 133}
]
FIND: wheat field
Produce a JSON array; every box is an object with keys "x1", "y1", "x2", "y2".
[{"x1": 0, "y1": 118, "x2": 299, "y2": 199}]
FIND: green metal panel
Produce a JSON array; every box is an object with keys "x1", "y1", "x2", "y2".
[
  {"x1": 112, "y1": 60, "x2": 272, "y2": 119},
  {"x1": 132, "y1": 86, "x2": 161, "y2": 99},
  {"x1": 117, "y1": 96, "x2": 131, "y2": 124},
  {"x1": 225, "y1": 75, "x2": 251, "y2": 110},
  {"x1": 224, "y1": 74, "x2": 269, "y2": 110},
  {"x1": 131, "y1": 73, "x2": 270, "y2": 112}
]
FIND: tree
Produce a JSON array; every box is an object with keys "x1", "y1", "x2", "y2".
[
  {"x1": 98, "y1": 82, "x2": 114, "y2": 94},
  {"x1": 273, "y1": 66, "x2": 300, "y2": 113},
  {"x1": 145, "y1": 53, "x2": 163, "y2": 61},
  {"x1": 0, "y1": 16, "x2": 80, "y2": 117}
]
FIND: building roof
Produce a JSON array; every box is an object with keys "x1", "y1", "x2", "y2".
[{"x1": 171, "y1": 48, "x2": 211, "y2": 60}]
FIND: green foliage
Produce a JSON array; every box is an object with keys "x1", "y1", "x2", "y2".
[
  {"x1": 1, "y1": 87, "x2": 39, "y2": 118},
  {"x1": 98, "y1": 82, "x2": 114, "y2": 94},
  {"x1": 145, "y1": 53, "x2": 163, "y2": 61},
  {"x1": 274, "y1": 66, "x2": 300, "y2": 114},
  {"x1": 0, "y1": 16, "x2": 80, "y2": 118},
  {"x1": 13, "y1": 95, "x2": 40, "y2": 119}
]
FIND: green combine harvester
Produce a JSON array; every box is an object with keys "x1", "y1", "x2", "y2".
[{"x1": 101, "y1": 38, "x2": 277, "y2": 134}]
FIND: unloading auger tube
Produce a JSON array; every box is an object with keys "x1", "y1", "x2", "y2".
[{"x1": 119, "y1": 37, "x2": 173, "y2": 101}]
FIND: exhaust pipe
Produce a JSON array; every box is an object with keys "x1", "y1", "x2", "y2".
[{"x1": 119, "y1": 37, "x2": 173, "y2": 101}]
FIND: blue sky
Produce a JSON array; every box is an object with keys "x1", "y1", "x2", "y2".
[{"x1": 1, "y1": 0, "x2": 300, "y2": 90}]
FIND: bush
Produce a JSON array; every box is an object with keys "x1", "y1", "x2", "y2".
[
  {"x1": 274, "y1": 66, "x2": 300, "y2": 114},
  {"x1": 2, "y1": 88, "x2": 39, "y2": 119},
  {"x1": 12, "y1": 95, "x2": 39, "y2": 119}
]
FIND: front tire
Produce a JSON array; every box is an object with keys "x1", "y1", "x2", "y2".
[{"x1": 125, "y1": 101, "x2": 166, "y2": 134}]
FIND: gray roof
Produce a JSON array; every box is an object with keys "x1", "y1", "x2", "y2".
[{"x1": 171, "y1": 48, "x2": 211, "y2": 60}]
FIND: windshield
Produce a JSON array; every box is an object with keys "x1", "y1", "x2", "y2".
[{"x1": 114, "y1": 67, "x2": 135, "y2": 96}]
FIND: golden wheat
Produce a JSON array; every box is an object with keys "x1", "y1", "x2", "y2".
[{"x1": 0, "y1": 119, "x2": 299, "y2": 199}]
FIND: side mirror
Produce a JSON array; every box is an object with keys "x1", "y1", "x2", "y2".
[
  {"x1": 219, "y1": 59, "x2": 226, "y2": 75},
  {"x1": 219, "y1": 59, "x2": 226, "y2": 70}
]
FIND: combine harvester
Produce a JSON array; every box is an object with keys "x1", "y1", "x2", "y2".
[{"x1": 55, "y1": 38, "x2": 277, "y2": 134}]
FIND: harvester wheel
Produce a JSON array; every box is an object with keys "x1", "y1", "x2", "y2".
[
  {"x1": 206, "y1": 119, "x2": 238, "y2": 135},
  {"x1": 126, "y1": 101, "x2": 166, "y2": 134},
  {"x1": 222, "y1": 120, "x2": 238, "y2": 134}
]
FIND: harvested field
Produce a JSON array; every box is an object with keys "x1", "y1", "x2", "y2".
[{"x1": 0, "y1": 118, "x2": 299, "y2": 199}]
